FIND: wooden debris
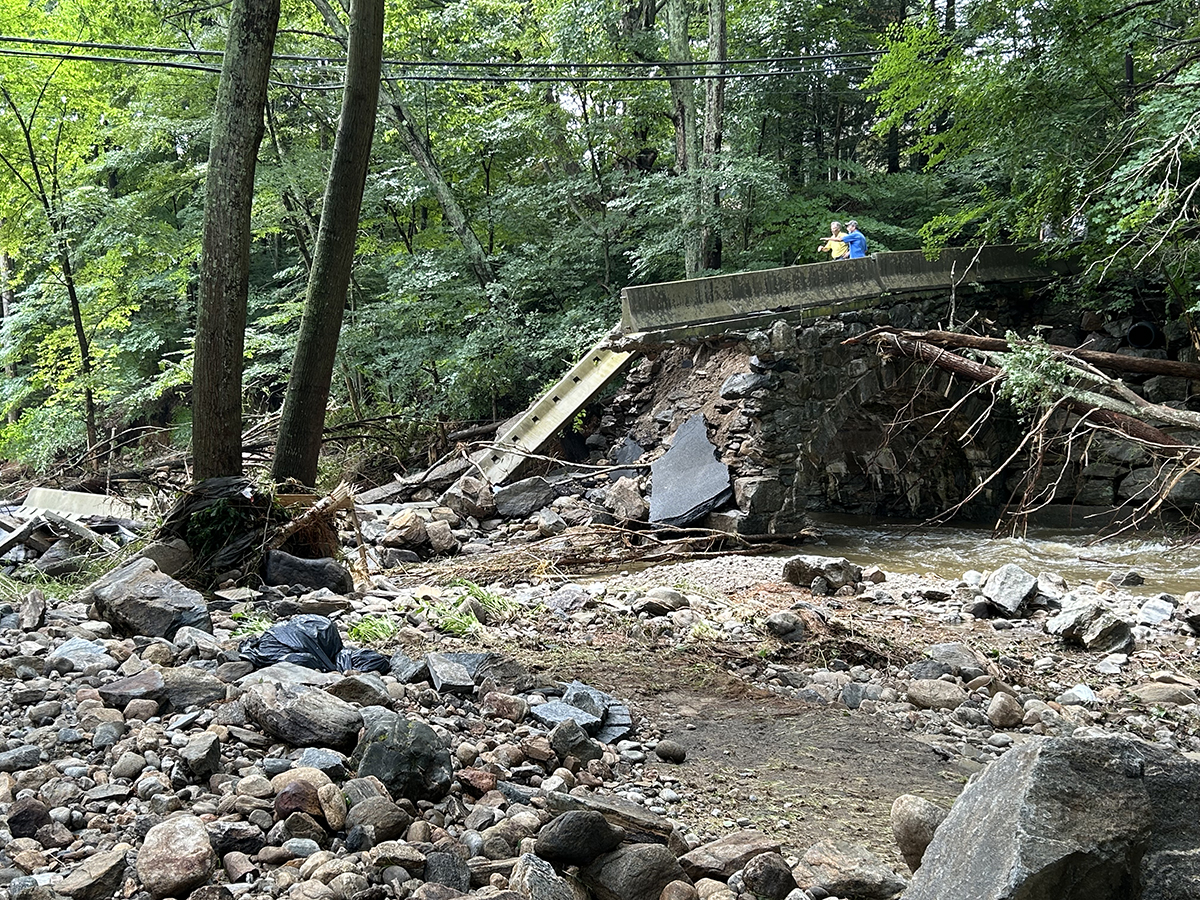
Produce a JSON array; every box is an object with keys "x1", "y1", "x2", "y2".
[
  {"x1": 43, "y1": 512, "x2": 121, "y2": 553},
  {"x1": 846, "y1": 326, "x2": 1200, "y2": 381},
  {"x1": 857, "y1": 331, "x2": 1189, "y2": 451},
  {"x1": 267, "y1": 481, "x2": 355, "y2": 550}
]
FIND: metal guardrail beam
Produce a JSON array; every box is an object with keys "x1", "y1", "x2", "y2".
[{"x1": 474, "y1": 337, "x2": 637, "y2": 485}]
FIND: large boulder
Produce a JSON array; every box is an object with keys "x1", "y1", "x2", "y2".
[
  {"x1": 581, "y1": 844, "x2": 687, "y2": 900},
  {"x1": 982, "y1": 563, "x2": 1037, "y2": 617},
  {"x1": 135, "y1": 815, "x2": 216, "y2": 899},
  {"x1": 1046, "y1": 598, "x2": 1135, "y2": 654},
  {"x1": 534, "y1": 810, "x2": 625, "y2": 866},
  {"x1": 242, "y1": 681, "x2": 363, "y2": 751},
  {"x1": 604, "y1": 476, "x2": 648, "y2": 522},
  {"x1": 87, "y1": 557, "x2": 212, "y2": 639},
  {"x1": 262, "y1": 550, "x2": 353, "y2": 593},
  {"x1": 99, "y1": 667, "x2": 227, "y2": 713},
  {"x1": 891, "y1": 794, "x2": 949, "y2": 873},
  {"x1": 440, "y1": 475, "x2": 496, "y2": 520},
  {"x1": 680, "y1": 830, "x2": 782, "y2": 881},
  {"x1": 350, "y1": 710, "x2": 453, "y2": 802},
  {"x1": 792, "y1": 839, "x2": 906, "y2": 900},
  {"x1": 782, "y1": 555, "x2": 862, "y2": 591},
  {"x1": 904, "y1": 735, "x2": 1200, "y2": 900},
  {"x1": 493, "y1": 476, "x2": 558, "y2": 519}
]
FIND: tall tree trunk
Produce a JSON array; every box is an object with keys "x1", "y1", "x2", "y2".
[
  {"x1": 309, "y1": 0, "x2": 497, "y2": 290},
  {"x1": 0, "y1": 87, "x2": 100, "y2": 453},
  {"x1": 192, "y1": 0, "x2": 280, "y2": 479},
  {"x1": 700, "y1": 0, "x2": 726, "y2": 271},
  {"x1": 0, "y1": 249, "x2": 16, "y2": 424},
  {"x1": 57, "y1": 240, "x2": 98, "y2": 453},
  {"x1": 667, "y1": 0, "x2": 701, "y2": 277},
  {"x1": 272, "y1": 0, "x2": 383, "y2": 487}
]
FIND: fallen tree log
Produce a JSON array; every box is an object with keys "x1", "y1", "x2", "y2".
[
  {"x1": 846, "y1": 326, "x2": 1200, "y2": 381},
  {"x1": 864, "y1": 332, "x2": 1189, "y2": 451}
]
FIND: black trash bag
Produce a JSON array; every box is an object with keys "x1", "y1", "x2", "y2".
[
  {"x1": 337, "y1": 647, "x2": 391, "y2": 674},
  {"x1": 239, "y1": 614, "x2": 390, "y2": 674}
]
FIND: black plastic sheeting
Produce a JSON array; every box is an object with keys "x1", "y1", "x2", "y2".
[{"x1": 239, "y1": 614, "x2": 390, "y2": 674}]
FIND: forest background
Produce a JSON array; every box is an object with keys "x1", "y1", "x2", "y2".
[{"x1": 0, "y1": 0, "x2": 1196, "y2": 484}]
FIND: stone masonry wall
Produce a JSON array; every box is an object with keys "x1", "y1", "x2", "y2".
[{"x1": 601, "y1": 283, "x2": 1200, "y2": 535}]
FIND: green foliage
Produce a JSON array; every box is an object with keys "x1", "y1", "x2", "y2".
[
  {"x1": 412, "y1": 580, "x2": 520, "y2": 636},
  {"x1": 184, "y1": 498, "x2": 259, "y2": 563},
  {"x1": 347, "y1": 614, "x2": 401, "y2": 643},
  {"x1": 11, "y1": 0, "x2": 1190, "y2": 478},
  {"x1": 867, "y1": 0, "x2": 1200, "y2": 313},
  {"x1": 416, "y1": 595, "x2": 482, "y2": 638},
  {"x1": 995, "y1": 332, "x2": 1080, "y2": 418},
  {"x1": 448, "y1": 578, "x2": 519, "y2": 622},
  {"x1": 231, "y1": 610, "x2": 274, "y2": 638}
]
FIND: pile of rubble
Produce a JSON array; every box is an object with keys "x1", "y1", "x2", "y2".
[{"x1": 2, "y1": 522, "x2": 1200, "y2": 900}]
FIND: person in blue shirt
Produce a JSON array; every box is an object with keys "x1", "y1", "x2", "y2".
[{"x1": 842, "y1": 220, "x2": 868, "y2": 258}]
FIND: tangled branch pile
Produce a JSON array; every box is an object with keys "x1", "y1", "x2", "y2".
[{"x1": 847, "y1": 327, "x2": 1200, "y2": 534}]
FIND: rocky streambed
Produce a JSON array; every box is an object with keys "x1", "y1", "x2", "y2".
[{"x1": 3, "y1": 541, "x2": 1200, "y2": 900}]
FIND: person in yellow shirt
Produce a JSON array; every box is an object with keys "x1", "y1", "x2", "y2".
[{"x1": 818, "y1": 221, "x2": 850, "y2": 260}]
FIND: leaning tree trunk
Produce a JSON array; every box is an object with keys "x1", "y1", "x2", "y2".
[
  {"x1": 192, "y1": 0, "x2": 280, "y2": 479},
  {"x1": 309, "y1": 0, "x2": 497, "y2": 291},
  {"x1": 272, "y1": 0, "x2": 383, "y2": 487},
  {"x1": 667, "y1": 0, "x2": 701, "y2": 278},
  {"x1": 699, "y1": 0, "x2": 727, "y2": 271},
  {"x1": 381, "y1": 87, "x2": 498, "y2": 289}
]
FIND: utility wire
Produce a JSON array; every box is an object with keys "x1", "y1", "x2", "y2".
[
  {"x1": 0, "y1": 47, "x2": 221, "y2": 73},
  {"x1": 285, "y1": 65, "x2": 878, "y2": 89},
  {"x1": 0, "y1": 33, "x2": 883, "y2": 71},
  {"x1": 0, "y1": 45, "x2": 876, "y2": 84}
]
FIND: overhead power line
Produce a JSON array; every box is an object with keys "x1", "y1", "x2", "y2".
[
  {"x1": 0, "y1": 32, "x2": 883, "y2": 76},
  {"x1": 0, "y1": 43, "x2": 877, "y2": 85},
  {"x1": 0, "y1": 47, "x2": 220, "y2": 74}
]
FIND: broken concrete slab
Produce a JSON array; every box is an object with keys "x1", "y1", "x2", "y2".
[
  {"x1": 648, "y1": 414, "x2": 732, "y2": 527},
  {"x1": 22, "y1": 487, "x2": 139, "y2": 520},
  {"x1": 44, "y1": 511, "x2": 121, "y2": 553}
]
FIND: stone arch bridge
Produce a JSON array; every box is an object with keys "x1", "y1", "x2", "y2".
[{"x1": 476, "y1": 246, "x2": 1070, "y2": 479}]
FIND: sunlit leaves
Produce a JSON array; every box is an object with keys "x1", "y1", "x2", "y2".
[{"x1": 868, "y1": 0, "x2": 1200, "y2": 279}]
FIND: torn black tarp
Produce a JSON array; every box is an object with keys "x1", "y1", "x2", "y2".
[{"x1": 239, "y1": 614, "x2": 390, "y2": 674}]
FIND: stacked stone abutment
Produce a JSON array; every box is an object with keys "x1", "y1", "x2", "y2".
[{"x1": 605, "y1": 284, "x2": 1197, "y2": 534}]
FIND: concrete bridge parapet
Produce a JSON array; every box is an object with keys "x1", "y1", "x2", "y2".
[{"x1": 620, "y1": 245, "x2": 1071, "y2": 335}]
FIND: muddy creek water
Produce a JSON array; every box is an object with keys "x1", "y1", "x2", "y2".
[{"x1": 806, "y1": 515, "x2": 1200, "y2": 599}]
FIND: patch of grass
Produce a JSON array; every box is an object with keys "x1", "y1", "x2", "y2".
[
  {"x1": 447, "y1": 578, "x2": 520, "y2": 623},
  {"x1": 231, "y1": 610, "x2": 274, "y2": 638},
  {"x1": 1, "y1": 563, "x2": 100, "y2": 604},
  {"x1": 348, "y1": 614, "x2": 400, "y2": 644},
  {"x1": 0, "y1": 572, "x2": 25, "y2": 604},
  {"x1": 416, "y1": 595, "x2": 481, "y2": 638}
]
